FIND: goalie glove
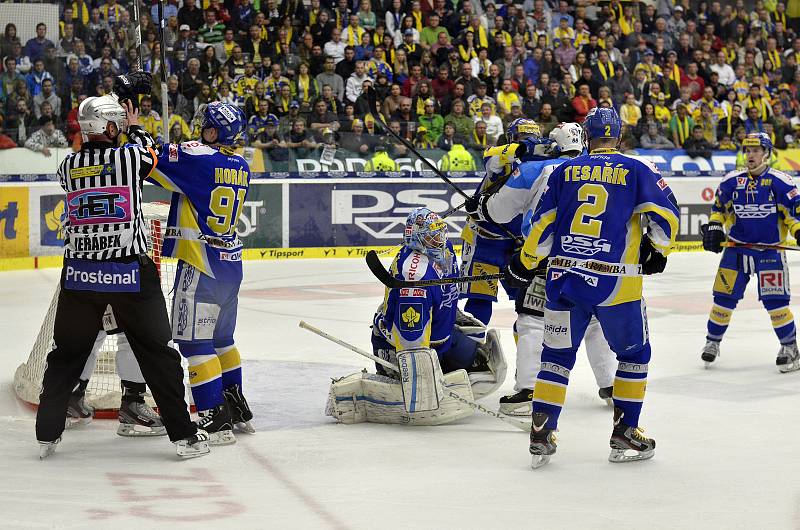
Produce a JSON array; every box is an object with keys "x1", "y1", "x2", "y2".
[
  {"x1": 639, "y1": 237, "x2": 667, "y2": 275},
  {"x1": 114, "y1": 72, "x2": 152, "y2": 108},
  {"x1": 700, "y1": 222, "x2": 725, "y2": 253}
]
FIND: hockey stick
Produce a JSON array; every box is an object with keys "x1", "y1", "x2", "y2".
[
  {"x1": 298, "y1": 320, "x2": 529, "y2": 431},
  {"x1": 157, "y1": 0, "x2": 170, "y2": 142},
  {"x1": 131, "y1": 0, "x2": 144, "y2": 71},
  {"x1": 722, "y1": 241, "x2": 800, "y2": 252},
  {"x1": 366, "y1": 249, "x2": 505, "y2": 288}
]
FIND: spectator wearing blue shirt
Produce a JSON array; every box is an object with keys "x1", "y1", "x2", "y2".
[{"x1": 23, "y1": 23, "x2": 55, "y2": 63}]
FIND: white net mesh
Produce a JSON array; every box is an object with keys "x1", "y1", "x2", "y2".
[{"x1": 14, "y1": 203, "x2": 178, "y2": 412}]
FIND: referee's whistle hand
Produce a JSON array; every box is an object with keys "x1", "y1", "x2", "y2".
[{"x1": 124, "y1": 100, "x2": 140, "y2": 127}]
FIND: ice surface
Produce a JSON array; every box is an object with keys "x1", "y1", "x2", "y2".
[{"x1": 1, "y1": 253, "x2": 799, "y2": 529}]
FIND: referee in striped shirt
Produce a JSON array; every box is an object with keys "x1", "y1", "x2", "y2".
[{"x1": 36, "y1": 73, "x2": 210, "y2": 459}]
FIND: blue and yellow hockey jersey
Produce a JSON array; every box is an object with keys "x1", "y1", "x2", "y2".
[
  {"x1": 710, "y1": 168, "x2": 800, "y2": 245},
  {"x1": 146, "y1": 141, "x2": 250, "y2": 281},
  {"x1": 522, "y1": 149, "x2": 680, "y2": 307},
  {"x1": 373, "y1": 242, "x2": 460, "y2": 352}
]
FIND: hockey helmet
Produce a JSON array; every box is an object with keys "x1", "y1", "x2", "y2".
[
  {"x1": 549, "y1": 122, "x2": 585, "y2": 155},
  {"x1": 78, "y1": 93, "x2": 127, "y2": 138},
  {"x1": 199, "y1": 102, "x2": 246, "y2": 146},
  {"x1": 404, "y1": 207, "x2": 450, "y2": 267},
  {"x1": 506, "y1": 118, "x2": 541, "y2": 143},
  {"x1": 583, "y1": 107, "x2": 622, "y2": 140},
  {"x1": 742, "y1": 132, "x2": 773, "y2": 173}
]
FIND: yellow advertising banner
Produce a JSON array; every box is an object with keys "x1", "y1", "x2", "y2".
[{"x1": 0, "y1": 186, "x2": 29, "y2": 258}]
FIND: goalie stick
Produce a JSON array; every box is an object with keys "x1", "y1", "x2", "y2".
[
  {"x1": 366, "y1": 250, "x2": 505, "y2": 288},
  {"x1": 298, "y1": 320, "x2": 529, "y2": 432}
]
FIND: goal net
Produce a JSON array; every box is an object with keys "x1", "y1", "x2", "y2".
[{"x1": 13, "y1": 202, "x2": 180, "y2": 417}]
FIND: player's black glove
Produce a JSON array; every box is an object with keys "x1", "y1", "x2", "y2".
[
  {"x1": 114, "y1": 72, "x2": 152, "y2": 108},
  {"x1": 701, "y1": 222, "x2": 725, "y2": 253},
  {"x1": 504, "y1": 252, "x2": 539, "y2": 288},
  {"x1": 639, "y1": 237, "x2": 667, "y2": 275},
  {"x1": 463, "y1": 193, "x2": 480, "y2": 218}
]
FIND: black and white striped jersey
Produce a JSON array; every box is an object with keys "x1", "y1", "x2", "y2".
[{"x1": 57, "y1": 126, "x2": 158, "y2": 260}]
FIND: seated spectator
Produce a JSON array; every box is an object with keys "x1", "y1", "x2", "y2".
[
  {"x1": 24, "y1": 115, "x2": 67, "y2": 156},
  {"x1": 695, "y1": 103, "x2": 719, "y2": 147},
  {"x1": 718, "y1": 134, "x2": 738, "y2": 151},
  {"x1": 316, "y1": 57, "x2": 345, "y2": 103},
  {"x1": 495, "y1": 78, "x2": 520, "y2": 117},
  {"x1": 24, "y1": 23, "x2": 55, "y2": 63},
  {"x1": 469, "y1": 120, "x2": 490, "y2": 150},
  {"x1": 32, "y1": 78, "x2": 61, "y2": 119},
  {"x1": 669, "y1": 104, "x2": 695, "y2": 148},
  {"x1": 639, "y1": 122, "x2": 675, "y2": 149},
  {"x1": 444, "y1": 98, "x2": 473, "y2": 139},
  {"x1": 653, "y1": 94, "x2": 672, "y2": 126},
  {"x1": 340, "y1": 118, "x2": 374, "y2": 154},
  {"x1": 744, "y1": 105, "x2": 765, "y2": 134},
  {"x1": 411, "y1": 80, "x2": 436, "y2": 117},
  {"x1": 165, "y1": 75, "x2": 193, "y2": 121},
  {"x1": 308, "y1": 99, "x2": 340, "y2": 140},
  {"x1": 25, "y1": 59, "x2": 53, "y2": 97},
  {"x1": 571, "y1": 84, "x2": 596, "y2": 123},
  {"x1": 418, "y1": 98, "x2": 444, "y2": 142},
  {"x1": 385, "y1": 120, "x2": 409, "y2": 155},
  {"x1": 167, "y1": 102, "x2": 193, "y2": 139},
  {"x1": 537, "y1": 102, "x2": 559, "y2": 137},
  {"x1": 437, "y1": 123, "x2": 461, "y2": 151},
  {"x1": 412, "y1": 125, "x2": 435, "y2": 149},
  {"x1": 475, "y1": 102, "x2": 503, "y2": 143},
  {"x1": 620, "y1": 93, "x2": 642, "y2": 129},
  {"x1": 292, "y1": 62, "x2": 320, "y2": 110},
  {"x1": 466, "y1": 82, "x2": 496, "y2": 119},
  {"x1": 345, "y1": 61, "x2": 370, "y2": 104},
  {"x1": 431, "y1": 66, "x2": 454, "y2": 103},
  {"x1": 0, "y1": 56, "x2": 25, "y2": 102},
  {"x1": 138, "y1": 96, "x2": 163, "y2": 142},
  {"x1": 283, "y1": 118, "x2": 317, "y2": 157},
  {"x1": 683, "y1": 125, "x2": 714, "y2": 159}
]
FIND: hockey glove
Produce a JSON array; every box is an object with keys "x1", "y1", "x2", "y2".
[
  {"x1": 504, "y1": 252, "x2": 538, "y2": 288},
  {"x1": 701, "y1": 222, "x2": 725, "y2": 253},
  {"x1": 639, "y1": 237, "x2": 667, "y2": 275},
  {"x1": 463, "y1": 194, "x2": 481, "y2": 218},
  {"x1": 516, "y1": 137, "x2": 555, "y2": 160},
  {"x1": 114, "y1": 72, "x2": 152, "y2": 108}
]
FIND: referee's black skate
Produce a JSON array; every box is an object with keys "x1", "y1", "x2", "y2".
[
  {"x1": 701, "y1": 339, "x2": 720, "y2": 368},
  {"x1": 609, "y1": 407, "x2": 655, "y2": 463},
  {"x1": 196, "y1": 403, "x2": 236, "y2": 445},
  {"x1": 776, "y1": 342, "x2": 800, "y2": 373},
  {"x1": 529, "y1": 412, "x2": 557, "y2": 469},
  {"x1": 223, "y1": 384, "x2": 255, "y2": 433},
  {"x1": 117, "y1": 383, "x2": 167, "y2": 437},
  {"x1": 499, "y1": 388, "x2": 533, "y2": 416},
  {"x1": 66, "y1": 379, "x2": 93, "y2": 428}
]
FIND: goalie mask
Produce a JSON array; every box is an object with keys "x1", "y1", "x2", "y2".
[
  {"x1": 78, "y1": 93, "x2": 128, "y2": 140},
  {"x1": 742, "y1": 132, "x2": 773, "y2": 175},
  {"x1": 403, "y1": 207, "x2": 451, "y2": 270}
]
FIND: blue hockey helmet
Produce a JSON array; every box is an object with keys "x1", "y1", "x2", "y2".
[
  {"x1": 404, "y1": 207, "x2": 449, "y2": 266},
  {"x1": 583, "y1": 107, "x2": 622, "y2": 140},
  {"x1": 506, "y1": 118, "x2": 541, "y2": 142},
  {"x1": 200, "y1": 102, "x2": 246, "y2": 146},
  {"x1": 265, "y1": 113, "x2": 279, "y2": 127},
  {"x1": 742, "y1": 132, "x2": 773, "y2": 153}
]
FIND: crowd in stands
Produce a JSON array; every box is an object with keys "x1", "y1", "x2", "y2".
[{"x1": 0, "y1": 0, "x2": 798, "y2": 167}]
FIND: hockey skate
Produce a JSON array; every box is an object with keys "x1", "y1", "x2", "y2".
[
  {"x1": 117, "y1": 391, "x2": 167, "y2": 437},
  {"x1": 38, "y1": 437, "x2": 61, "y2": 460},
  {"x1": 175, "y1": 429, "x2": 211, "y2": 459},
  {"x1": 499, "y1": 389, "x2": 533, "y2": 416},
  {"x1": 776, "y1": 342, "x2": 800, "y2": 373},
  {"x1": 529, "y1": 412, "x2": 557, "y2": 469},
  {"x1": 223, "y1": 384, "x2": 255, "y2": 434},
  {"x1": 65, "y1": 381, "x2": 93, "y2": 429},
  {"x1": 609, "y1": 407, "x2": 655, "y2": 463},
  {"x1": 196, "y1": 403, "x2": 236, "y2": 445},
  {"x1": 598, "y1": 386, "x2": 614, "y2": 406},
  {"x1": 701, "y1": 339, "x2": 720, "y2": 368},
  {"x1": 455, "y1": 308, "x2": 487, "y2": 342}
]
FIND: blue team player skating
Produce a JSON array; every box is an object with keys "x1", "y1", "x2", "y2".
[
  {"x1": 326, "y1": 208, "x2": 507, "y2": 425},
  {"x1": 459, "y1": 119, "x2": 553, "y2": 331},
  {"x1": 466, "y1": 122, "x2": 618, "y2": 414},
  {"x1": 147, "y1": 102, "x2": 255, "y2": 444},
  {"x1": 700, "y1": 132, "x2": 800, "y2": 373},
  {"x1": 505, "y1": 107, "x2": 680, "y2": 467}
]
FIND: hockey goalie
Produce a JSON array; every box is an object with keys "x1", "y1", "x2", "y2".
[{"x1": 326, "y1": 207, "x2": 507, "y2": 425}]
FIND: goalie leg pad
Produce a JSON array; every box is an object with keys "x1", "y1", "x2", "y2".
[
  {"x1": 326, "y1": 370, "x2": 475, "y2": 426},
  {"x1": 397, "y1": 348, "x2": 445, "y2": 413},
  {"x1": 470, "y1": 329, "x2": 507, "y2": 400}
]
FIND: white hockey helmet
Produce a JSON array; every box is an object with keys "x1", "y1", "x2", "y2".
[
  {"x1": 549, "y1": 122, "x2": 585, "y2": 155},
  {"x1": 78, "y1": 93, "x2": 127, "y2": 137}
]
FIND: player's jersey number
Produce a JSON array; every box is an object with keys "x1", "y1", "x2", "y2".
[
  {"x1": 569, "y1": 183, "x2": 608, "y2": 238},
  {"x1": 207, "y1": 186, "x2": 247, "y2": 235}
]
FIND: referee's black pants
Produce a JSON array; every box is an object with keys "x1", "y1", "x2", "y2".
[{"x1": 36, "y1": 256, "x2": 197, "y2": 443}]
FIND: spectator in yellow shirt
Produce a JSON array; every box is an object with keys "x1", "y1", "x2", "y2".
[
  {"x1": 495, "y1": 79, "x2": 521, "y2": 117},
  {"x1": 620, "y1": 93, "x2": 642, "y2": 128},
  {"x1": 654, "y1": 93, "x2": 672, "y2": 125}
]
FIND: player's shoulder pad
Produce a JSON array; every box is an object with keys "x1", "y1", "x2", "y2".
[
  {"x1": 768, "y1": 168, "x2": 796, "y2": 187},
  {"x1": 719, "y1": 168, "x2": 748, "y2": 185},
  {"x1": 179, "y1": 140, "x2": 218, "y2": 156},
  {"x1": 400, "y1": 250, "x2": 433, "y2": 281},
  {"x1": 616, "y1": 153, "x2": 662, "y2": 175}
]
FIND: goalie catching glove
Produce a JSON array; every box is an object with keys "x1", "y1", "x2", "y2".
[{"x1": 701, "y1": 222, "x2": 725, "y2": 253}]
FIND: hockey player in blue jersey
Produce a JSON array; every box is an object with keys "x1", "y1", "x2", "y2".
[
  {"x1": 471, "y1": 123, "x2": 618, "y2": 415},
  {"x1": 326, "y1": 208, "x2": 507, "y2": 425},
  {"x1": 459, "y1": 119, "x2": 553, "y2": 329},
  {"x1": 146, "y1": 102, "x2": 255, "y2": 444},
  {"x1": 506, "y1": 107, "x2": 680, "y2": 467},
  {"x1": 700, "y1": 133, "x2": 800, "y2": 373}
]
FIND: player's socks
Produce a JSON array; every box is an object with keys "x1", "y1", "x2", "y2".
[
  {"x1": 499, "y1": 388, "x2": 533, "y2": 416},
  {"x1": 609, "y1": 407, "x2": 655, "y2": 463},
  {"x1": 117, "y1": 381, "x2": 166, "y2": 437},
  {"x1": 529, "y1": 412, "x2": 557, "y2": 469},
  {"x1": 217, "y1": 345, "x2": 243, "y2": 389},
  {"x1": 701, "y1": 339, "x2": 721, "y2": 367}
]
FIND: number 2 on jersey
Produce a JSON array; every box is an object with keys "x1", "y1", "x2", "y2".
[
  {"x1": 207, "y1": 187, "x2": 246, "y2": 235},
  {"x1": 570, "y1": 183, "x2": 608, "y2": 238}
]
